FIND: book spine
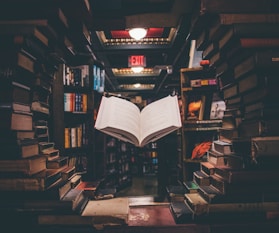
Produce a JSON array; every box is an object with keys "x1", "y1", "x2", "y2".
[
  {"x1": 71, "y1": 127, "x2": 77, "y2": 148},
  {"x1": 64, "y1": 127, "x2": 70, "y2": 149},
  {"x1": 209, "y1": 201, "x2": 279, "y2": 213},
  {"x1": 240, "y1": 38, "x2": 279, "y2": 48},
  {"x1": 219, "y1": 14, "x2": 279, "y2": 24}
]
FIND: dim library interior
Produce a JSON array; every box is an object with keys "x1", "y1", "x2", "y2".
[{"x1": 1, "y1": 0, "x2": 279, "y2": 232}]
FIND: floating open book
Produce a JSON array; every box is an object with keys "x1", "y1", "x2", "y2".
[{"x1": 95, "y1": 95, "x2": 182, "y2": 147}]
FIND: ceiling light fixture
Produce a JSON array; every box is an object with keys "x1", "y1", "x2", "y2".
[
  {"x1": 133, "y1": 83, "x2": 141, "y2": 88},
  {"x1": 128, "y1": 28, "x2": 147, "y2": 40},
  {"x1": 131, "y1": 66, "x2": 144, "y2": 73}
]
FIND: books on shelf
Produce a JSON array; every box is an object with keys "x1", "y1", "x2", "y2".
[
  {"x1": 95, "y1": 95, "x2": 182, "y2": 147},
  {"x1": 64, "y1": 93, "x2": 88, "y2": 113}
]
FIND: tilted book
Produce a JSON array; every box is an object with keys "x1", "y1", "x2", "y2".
[{"x1": 95, "y1": 95, "x2": 182, "y2": 147}]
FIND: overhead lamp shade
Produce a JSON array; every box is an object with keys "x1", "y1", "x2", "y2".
[{"x1": 129, "y1": 28, "x2": 147, "y2": 40}]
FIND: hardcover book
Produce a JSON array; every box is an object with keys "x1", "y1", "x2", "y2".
[
  {"x1": 183, "y1": 181, "x2": 199, "y2": 193},
  {"x1": 0, "y1": 137, "x2": 39, "y2": 159},
  {"x1": 81, "y1": 197, "x2": 129, "y2": 226},
  {"x1": 0, "y1": 167, "x2": 61, "y2": 191},
  {"x1": 207, "y1": 149, "x2": 227, "y2": 166},
  {"x1": 170, "y1": 201, "x2": 194, "y2": 223},
  {"x1": 193, "y1": 170, "x2": 211, "y2": 186},
  {"x1": 46, "y1": 156, "x2": 68, "y2": 169},
  {"x1": 184, "y1": 193, "x2": 208, "y2": 216},
  {"x1": 0, "y1": 101, "x2": 33, "y2": 131},
  {"x1": 166, "y1": 185, "x2": 187, "y2": 201},
  {"x1": 95, "y1": 95, "x2": 182, "y2": 147},
  {"x1": 238, "y1": 119, "x2": 279, "y2": 138},
  {"x1": 61, "y1": 188, "x2": 89, "y2": 214},
  {"x1": 0, "y1": 81, "x2": 31, "y2": 105},
  {"x1": 212, "y1": 140, "x2": 233, "y2": 155},
  {"x1": 251, "y1": 136, "x2": 279, "y2": 163},
  {"x1": 200, "y1": 161, "x2": 215, "y2": 176},
  {"x1": 0, "y1": 156, "x2": 46, "y2": 175}
]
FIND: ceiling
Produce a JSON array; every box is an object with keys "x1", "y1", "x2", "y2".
[
  {"x1": 88, "y1": 0, "x2": 197, "y2": 100},
  {"x1": 0, "y1": 0, "x2": 198, "y2": 101}
]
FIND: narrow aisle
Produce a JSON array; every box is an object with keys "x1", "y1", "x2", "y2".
[{"x1": 116, "y1": 176, "x2": 158, "y2": 197}]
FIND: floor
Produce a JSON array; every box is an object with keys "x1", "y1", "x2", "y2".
[{"x1": 116, "y1": 175, "x2": 158, "y2": 197}]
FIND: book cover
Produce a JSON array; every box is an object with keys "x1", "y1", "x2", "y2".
[
  {"x1": 197, "y1": 185, "x2": 221, "y2": 204},
  {"x1": 46, "y1": 156, "x2": 68, "y2": 169},
  {"x1": 166, "y1": 185, "x2": 187, "y2": 201},
  {"x1": 169, "y1": 201, "x2": 194, "y2": 223},
  {"x1": 0, "y1": 81, "x2": 31, "y2": 105},
  {"x1": 242, "y1": 85, "x2": 279, "y2": 106},
  {"x1": 206, "y1": 149, "x2": 228, "y2": 166},
  {"x1": 94, "y1": 95, "x2": 182, "y2": 147},
  {"x1": 82, "y1": 197, "x2": 129, "y2": 226},
  {"x1": 0, "y1": 167, "x2": 63, "y2": 192},
  {"x1": 213, "y1": 140, "x2": 233, "y2": 155},
  {"x1": 200, "y1": 161, "x2": 215, "y2": 176},
  {"x1": 218, "y1": 128, "x2": 239, "y2": 144},
  {"x1": 0, "y1": 136, "x2": 39, "y2": 159},
  {"x1": 218, "y1": 13, "x2": 279, "y2": 25},
  {"x1": 193, "y1": 170, "x2": 211, "y2": 186},
  {"x1": 238, "y1": 119, "x2": 279, "y2": 138},
  {"x1": 184, "y1": 193, "x2": 208, "y2": 216},
  {"x1": 183, "y1": 181, "x2": 199, "y2": 193},
  {"x1": 251, "y1": 136, "x2": 279, "y2": 162},
  {"x1": 61, "y1": 188, "x2": 88, "y2": 213},
  {"x1": 0, "y1": 156, "x2": 46, "y2": 175}
]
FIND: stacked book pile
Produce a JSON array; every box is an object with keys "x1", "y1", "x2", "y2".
[
  {"x1": 170, "y1": 0, "x2": 279, "y2": 223},
  {"x1": 0, "y1": 19, "x2": 88, "y2": 215},
  {"x1": 170, "y1": 139, "x2": 279, "y2": 223}
]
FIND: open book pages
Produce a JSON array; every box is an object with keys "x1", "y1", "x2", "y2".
[{"x1": 94, "y1": 95, "x2": 182, "y2": 147}]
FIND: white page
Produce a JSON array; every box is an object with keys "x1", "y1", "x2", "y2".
[
  {"x1": 95, "y1": 96, "x2": 141, "y2": 141},
  {"x1": 139, "y1": 95, "x2": 181, "y2": 144}
]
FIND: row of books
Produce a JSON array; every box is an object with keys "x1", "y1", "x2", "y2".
[
  {"x1": 64, "y1": 65, "x2": 90, "y2": 88},
  {"x1": 64, "y1": 123, "x2": 89, "y2": 149},
  {"x1": 64, "y1": 92, "x2": 88, "y2": 113}
]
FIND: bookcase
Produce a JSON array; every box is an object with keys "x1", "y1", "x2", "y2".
[
  {"x1": 99, "y1": 136, "x2": 133, "y2": 191},
  {"x1": 180, "y1": 66, "x2": 222, "y2": 182},
  {"x1": 52, "y1": 60, "x2": 106, "y2": 180}
]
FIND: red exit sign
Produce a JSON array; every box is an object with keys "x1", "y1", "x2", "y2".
[{"x1": 128, "y1": 55, "x2": 146, "y2": 67}]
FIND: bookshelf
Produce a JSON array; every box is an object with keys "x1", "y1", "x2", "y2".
[
  {"x1": 52, "y1": 61, "x2": 103, "y2": 180},
  {"x1": 100, "y1": 136, "x2": 132, "y2": 191},
  {"x1": 180, "y1": 66, "x2": 222, "y2": 182}
]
